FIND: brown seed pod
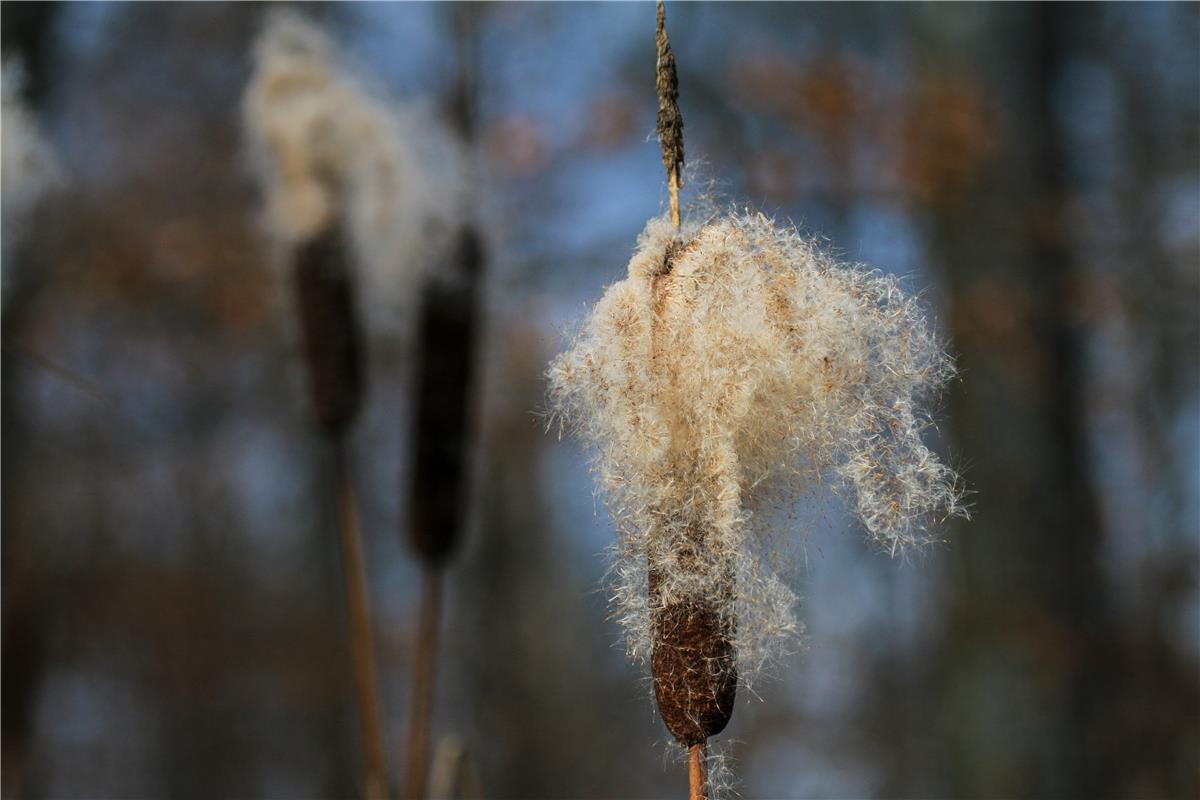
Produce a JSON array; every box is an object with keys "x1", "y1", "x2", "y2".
[
  {"x1": 650, "y1": 558, "x2": 737, "y2": 746},
  {"x1": 292, "y1": 224, "x2": 364, "y2": 436},
  {"x1": 408, "y1": 226, "x2": 484, "y2": 565}
]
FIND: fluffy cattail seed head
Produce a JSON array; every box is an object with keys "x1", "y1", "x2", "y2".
[
  {"x1": 243, "y1": 11, "x2": 462, "y2": 334},
  {"x1": 549, "y1": 210, "x2": 965, "y2": 682}
]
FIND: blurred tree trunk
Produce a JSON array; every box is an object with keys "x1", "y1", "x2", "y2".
[{"x1": 925, "y1": 5, "x2": 1117, "y2": 798}]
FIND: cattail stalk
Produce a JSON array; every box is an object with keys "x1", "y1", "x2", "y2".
[
  {"x1": 403, "y1": 567, "x2": 442, "y2": 800},
  {"x1": 335, "y1": 440, "x2": 389, "y2": 800},
  {"x1": 293, "y1": 226, "x2": 388, "y2": 800},
  {"x1": 688, "y1": 743, "x2": 707, "y2": 800}
]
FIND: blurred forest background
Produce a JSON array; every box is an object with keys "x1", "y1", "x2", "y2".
[{"x1": 2, "y1": 2, "x2": 1198, "y2": 799}]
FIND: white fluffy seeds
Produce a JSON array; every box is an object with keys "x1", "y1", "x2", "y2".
[
  {"x1": 549, "y1": 211, "x2": 966, "y2": 675},
  {"x1": 242, "y1": 11, "x2": 462, "y2": 332}
]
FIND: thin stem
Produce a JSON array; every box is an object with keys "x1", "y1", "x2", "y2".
[
  {"x1": 404, "y1": 565, "x2": 443, "y2": 800},
  {"x1": 334, "y1": 439, "x2": 390, "y2": 800},
  {"x1": 668, "y1": 170, "x2": 681, "y2": 231},
  {"x1": 688, "y1": 741, "x2": 708, "y2": 800}
]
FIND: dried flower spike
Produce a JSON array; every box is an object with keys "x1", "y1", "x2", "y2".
[{"x1": 549, "y1": 210, "x2": 965, "y2": 699}]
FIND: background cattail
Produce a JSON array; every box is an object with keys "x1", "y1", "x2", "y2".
[
  {"x1": 549, "y1": 209, "x2": 965, "y2": 693},
  {"x1": 403, "y1": 7, "x2": 487, "y2": 796},
  {"x1": 242, "y1": 10, "x2": 462, "y2": 337},
  {"x1": 1, "y1": 59, "x2": 60, "y2": 304}
]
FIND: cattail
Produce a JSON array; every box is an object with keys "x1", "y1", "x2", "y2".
[
  {"x1": 550, "y1": 6, "x2": 964, "y2": 788},
  {"x1": 2, "y1": 59, "x2": 60, "y2": 305},
  {"x1": 403, "y1": 7, "x2": 486, "y2": 796},
  {"x1": 403, "y1": 225, "x2": 484, "y2": 800},
  {"x1": 242, "y1": 12, "x2": 472, "y2": 798},
  {"x1": 242, "y1": 10, "x2": 461, "y2": 335}
]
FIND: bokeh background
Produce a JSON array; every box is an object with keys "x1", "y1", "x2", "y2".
[{"x1": 2, "y1": 3, "x2": 1198, "y2": 799}]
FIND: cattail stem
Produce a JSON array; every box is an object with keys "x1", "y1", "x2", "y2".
[
  {"x1": 688, "y1": 742, "x2": 708, "y2": 800},
  {"x1": 334, "y1": 439, "x2": 390, "y2": 800},
  {"x1": 404, "y1": 565, "x2": 443, "y2": 800},
  {"x1": 668, "y1": 170, "x2": 681, "y2": 231}
]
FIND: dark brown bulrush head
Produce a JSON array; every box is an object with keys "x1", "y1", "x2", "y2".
[
  {"x1": 408, "y1": 226, "x2": 484, "y2": 565},
  {"x1": 650, "y1": 560, "x2": 737, "y2": 746},
  {"x1": 292, "y1": 224, "x2": 364, "y2": 435}
]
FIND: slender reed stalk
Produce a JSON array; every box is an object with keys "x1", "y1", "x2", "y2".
[
  {"x1": 245, "y1": 16, "x2": 474, "y2": 796},
  {"x1": 403, "y1": 568, "x2": 443, "y2": 800},
  {"x1": 334, "y1": 440, "x2": 390, "y2": 800},
  {"x1": 688, "y1": 743, "x2": 708, "y2": 800}
]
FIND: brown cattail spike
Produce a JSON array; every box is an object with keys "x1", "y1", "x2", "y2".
[
  {"x1": 646, "y1": 245, "x2": 737, "y2": 748},
  {"x1": 649, "y1": 561, "x2": 737, "y2": 746},
  {"x1": 655, "y1": 0, "x2": 684, "y2": 229},
  {"x1": 409, "y1": 226, "x2": 483, "y2": 564},
  {"x1": 293, "y1": 224, "x2": 364, "y2": 435}
]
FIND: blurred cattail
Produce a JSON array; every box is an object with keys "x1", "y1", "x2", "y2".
[
  {"x1": 242, "y1": 10, "x2": 462, "y2": 335},
  {"x1": 403, "y1": 223, "x2": 484, "y2": 800},
  {"x1": 2, "y1": 59, "x2": 60, "y2": 304},
  {"x1": 242, "y1": 12, "x2": 471, "y2": 798},
  {"x1": 403, "y1": 6, "x2": 486, "y2": 796}
]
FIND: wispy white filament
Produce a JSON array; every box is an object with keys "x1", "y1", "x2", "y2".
[{"x1": 549, "y1": 211, "x2": 966, "y2": 674}]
